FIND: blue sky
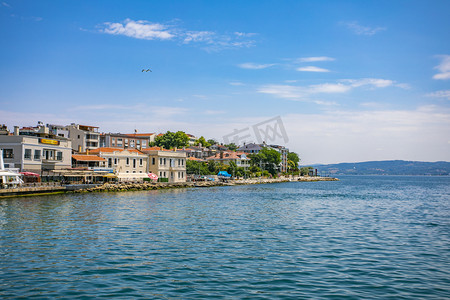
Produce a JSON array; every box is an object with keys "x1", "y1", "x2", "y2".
[{"x1": 1, "y1": 0, "x2": 449, "y2": 164}]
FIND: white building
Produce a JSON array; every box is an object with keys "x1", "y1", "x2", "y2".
[
  {"x1": 143, "y1": 148, "x2": 187, "y2": 183},
  {"x1": 65, "y1": 124, "x2": 100, "y2": 153},
  {"x1": 0, "y1": 134, "x2": 72, "y2": 174}
]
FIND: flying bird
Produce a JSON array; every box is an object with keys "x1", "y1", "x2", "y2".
[{"x1": 142, "y1": 69, "x2": 152, "y2": 72}]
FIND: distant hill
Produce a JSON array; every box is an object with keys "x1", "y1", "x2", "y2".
[{"x1": 310, "y1": 160, "x2": 450, "y2": 176}]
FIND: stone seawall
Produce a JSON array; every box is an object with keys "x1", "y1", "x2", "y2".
[
  {"x1": 0, "y1": 176, "x2": 339, "y2": 197},
  {"x1": 77, "y1": 176, "x2": 339, "y2": 193}
]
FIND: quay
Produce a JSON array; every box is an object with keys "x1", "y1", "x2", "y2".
[{"x1": 0, "y1": 176, "x2": 339, "y2": 198}]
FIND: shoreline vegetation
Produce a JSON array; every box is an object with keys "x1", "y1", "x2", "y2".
[{"x1": 0, "y1": 176, "x2": 339, "y2": 198}]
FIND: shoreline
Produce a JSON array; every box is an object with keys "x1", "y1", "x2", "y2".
[{"x1": 0, "y1": 176, "x2": 339, "y2": 198}]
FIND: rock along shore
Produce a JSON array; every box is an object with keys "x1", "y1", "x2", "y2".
[{"x1": 76, "y1": 176, "x2": 339, "y2": 193}]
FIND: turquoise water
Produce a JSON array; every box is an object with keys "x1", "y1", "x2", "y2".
[{"x1": 0, "y1": 176, "x2": 449, "y2": 299}]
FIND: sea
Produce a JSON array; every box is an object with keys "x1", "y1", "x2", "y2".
[{"x1": 0, "y1": 176, "x2": 449, "y2": 299}]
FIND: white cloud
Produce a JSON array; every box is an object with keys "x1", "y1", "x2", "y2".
[
  {"x1": 101, "y1": 19, "x2": 175, "y2": 40},
  {"x1": 98, "y1": 19, "x2": 256, "y2": 50},
  {"x1": 238, "y1": 63, "x2": 275, "y2": 69},
  {"x1": 433, "y1": 55, "x2": 450, "y2": 80},
  {"x1": 343, "y1": 21, "x2": 386, "y2": 36},
  {"x1": 283, "y1": 105, "x2": 450, "y2": 164},
  {"x1": 1, "y1": 2, "x2": 11, "y2": 8},
  {"x1": 229, "y1": 82, "x2": 245, "y2": 86},
  {"x1": 297, "y1": 56, "x2": 335, "y2": 63},
  {"x1": 427, "y1": 90, "x2": 450, "y2": 100},
  {"x1": 258, "y1": 78, "x2": 403, "y2": 100},
  {"x1": 297, "y1": 66, "x2": 330, "y2": 72},
  {"x1": 183, "y1": 31, "x2": 215, "y2": 43}
]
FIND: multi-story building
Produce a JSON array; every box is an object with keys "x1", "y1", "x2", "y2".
[
  {"x1": 142, "y1": 149, "x2": 187, "y2": 183},
  {"x1": 237, "y1": 142, "x2": 288, "y2": 173},
  {"x1": 72, "y1": 154, "x2": 107, "y2": 169},
  {"x1": 89, "y1": 147, "x2": 148, "y2": 174},
  {"x1": 65, "y1": 124, "x2": 100, "y2": 153},
  {"x1": 0, "y1": 131, "x2": 72, "y2": 174},
  {"x1": 205, "y1": 151, "x2": 250, "y2": 170},
  {"x1": 99, "y1": 132, "x2": 155, "y2": 150}
]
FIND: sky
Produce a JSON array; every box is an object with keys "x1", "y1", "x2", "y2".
[{"x1": 0, "y1": 0, "x2": 449, "y2": 164}]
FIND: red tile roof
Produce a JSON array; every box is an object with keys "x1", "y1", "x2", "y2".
[
  {"x1": 187, "y1": 157, "x2": 206, "y2": 162},
  {"x1": 72, "y1": 155, "x2": 106, "y2": 162},
  {"x1": 89, "y1": 147, "x2": 144, "y2": 155}
]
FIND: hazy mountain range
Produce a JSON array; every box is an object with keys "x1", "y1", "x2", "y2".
[{"x1": 310, "y1": 160, "x2": 450, "y2": 176}]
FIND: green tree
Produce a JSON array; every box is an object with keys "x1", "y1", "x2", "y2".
[
  {"x1": 207, "y1": 160, "x2": 218, "y2": 174},
  {"x1": 300, "y1": 166, "x2": 313, "y2": 176},
  {"x1": 194, "y1": 136, "x2": 211, "y2": 148},
  {"x1": 207, "y1": 139, "x2": 217, "y2": 145},
  {"x1": 186, "y1": 160, "x2": 209, "y2": 175},
  {"x1": 154, "y1": 131, "x2": 189, "y2": 149},
  {"x1": 224, "y1": 143, "x2": 237, "y2": 151},
  {"x1": 226, "y1": 161, "x2": 238, "y2": 177},
  {"x1": 287, "y1": 152, "x2": 300, "y2": 168},
  {"x1": 249, "y1": 147, "x2": 281, "y2": 176}
]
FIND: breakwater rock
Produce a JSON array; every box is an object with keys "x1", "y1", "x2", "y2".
[{"x1": 76, "y1": 176, "x2": 339, "y2": 193}]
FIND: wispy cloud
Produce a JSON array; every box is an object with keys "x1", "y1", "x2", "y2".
[
  {"x1": 229, "y1": 81, "x2": 245, "y2": 86},
  {"x1": 297, "y1": 56, "x2": 335, "y2": 63},
  {"x1": 1, "y1": 2, "x2": 11, "y2": 8},
  {"x1": 238, "y1": 63, "x2": 275, "y2": 69},
  {"x1": 427, "y1": 90, "x2": 450, "y2": 100},
  {"x1": 101, "y1": 19, "x2": 175, "y2": 40},
  {"x1": 343, "y1": 21, "x2": 386, "y2": 36},
  {"x1": 433, "y1": 55, "x2": 450, "y2": 80},
  {"x1": 297, "y1": 66, "x2": 330, "y2": 72},
  {"x1": 258, "y1": 78, "x2": 405, "y2": 101},
  {"x1": 98, "y1": 19, "x2": 256, "y2": 50}
]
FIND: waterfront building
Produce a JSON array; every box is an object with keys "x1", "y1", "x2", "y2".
[
  {"x1": 237, "y1": 142, "x2": 288, "y2": 173},
  {"x1": 142, "y1": 149, "x2": 187, "y2": 183},
  {"x1": 89, "y1": 147, "x2": 148, "y2": 174},
  {"x1": 72, "y1": 154, "x2": 107, "y2": 169},
  {"x1": 99, "y1": 132, "x2": 155, "y2": 150},
  {"x1": 0, "y1": 131, "x2": 72, "y2": 174},
  {"x1": 65, "y1": 124, "x2": 100, "y2": 153},
  {"x1": 205, "y1": 151, "x2": 250, "y2": 170}
]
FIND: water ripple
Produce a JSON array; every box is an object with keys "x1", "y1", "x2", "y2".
[{"x1": 0, "y1": 176, "x2": 449, "y2": 299}]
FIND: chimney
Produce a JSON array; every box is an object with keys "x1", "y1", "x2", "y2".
[
  {"x1": 86, "y1": 149, "x2": 89, "y2": 155},
  {"x1": 14, "y1": 126, "x2": 19, "y2": 136}
]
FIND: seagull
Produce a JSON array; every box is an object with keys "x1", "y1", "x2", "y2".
[{"x1": 142, "y1": 69, "x2": 152, "y2": 72}]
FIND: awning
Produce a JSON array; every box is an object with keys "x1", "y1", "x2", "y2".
[
  {"x1": 116, "y1": 173, "x2": 150, "y2": 179},
  {"x1": 0, "y1": 171, "x2": 22, "y2": 177},
  {"x1": 20, "y1": 172, "x2": 40, "y2": 177}
]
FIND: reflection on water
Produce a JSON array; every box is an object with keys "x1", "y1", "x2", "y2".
[{"x1": 0, "y1": 176, "x2": 449, "y2": 299}]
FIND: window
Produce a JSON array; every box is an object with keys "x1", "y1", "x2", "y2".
[
  {"x1": 164, "y1": 158, "x2": 166, "y2": 165},
  {"x1": 152, "y1": 157, "x2": 156, "y2": 165},
  {"x1": 139, "y1": 158, "x2": 143, "y2": 166},
  {"x1": 117, "y1": 138, "x2": 123, "y2": 147},
  {"x1": 56, "y1": 151, "x2": 63, "y2": 161},
  {"x1": 133, "y1": 159, "x2": 136, "y2": 168},
  {"x1": 114, "y1": 158, "x2": 118, "y2": 165},
  {"x1": 2, "y1": 149, "x2": 13, "y2": 158},
  {"x1": 108, "y1": 158, "x2": 112, "y2": 168},
  {"x1": 78, "y1": 135, "x2": 80, "y2": 139},
  {"x1": 126, "y1": 158, "x2": 130, "y2": 166},
  {"x1": 159, "y1": 158, "x2": 163, "y2": 165},
  {"x1": 24, "y1": 149, "x2": 32, "y2": 159},
  {"x1": 34, "y1": 150, "x2": 41, "y2": 160}
]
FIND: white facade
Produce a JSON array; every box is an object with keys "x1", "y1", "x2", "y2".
[
  {"x1": 0, "y1": 135, "x2": 72, "y2": 174},
  {"x1": 145, "y1": 150, "x2": 187, "y2": 183}
]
